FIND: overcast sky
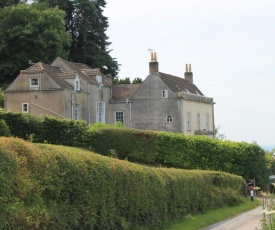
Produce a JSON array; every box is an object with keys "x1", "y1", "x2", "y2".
[{"x1": 104, "y1": 0, "x2": 275, "y2": 148}]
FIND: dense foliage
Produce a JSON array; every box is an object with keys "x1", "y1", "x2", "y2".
[
  {"x1": 88, "y1": 128, "x2": 268, "y2": 189},
  {"x1": 0, "y1": 137, "x2": 244, "y2": 229},
  {"x1": 35, "y1": 0, "x2": 119, "y2": 77},
  {"x1": 0, "y1": 111, "x2": 269, "y2": 189},
  {"x1": 0, "y1": 3, "x2": 71, "y2": 83}
]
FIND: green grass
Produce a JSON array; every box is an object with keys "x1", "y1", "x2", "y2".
[{"x1": 165, "y1": 197, "x2": 261, "y2": 230}]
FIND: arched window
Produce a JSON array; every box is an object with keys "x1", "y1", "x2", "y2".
[{"x1": 166, "y1": 115, "x2": 173, "y2": 123}]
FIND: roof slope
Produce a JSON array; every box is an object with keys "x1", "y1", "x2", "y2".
[
  {"x1": 159, "y1": 72, "x2": 204, "y2": 96},
  {"x1": 25, "y1": 62, "x2": 74, "y2": 90},
  {"x1": 112, "y1": 84, "x2": 141, "y2": 101}
]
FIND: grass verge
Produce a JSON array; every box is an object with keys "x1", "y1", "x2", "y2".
[{"x1": 165, "y1": 197, "x2": 261, "y2": 230}]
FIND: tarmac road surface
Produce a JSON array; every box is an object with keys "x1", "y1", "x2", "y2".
[{"x1": 200, "y1": 206, "x2": 262, "y2": 230}]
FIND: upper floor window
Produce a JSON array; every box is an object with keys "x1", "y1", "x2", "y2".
[
  {"x1": 162, "y1": 90, "x2": 168, "y2": 98},
  {"x1": 166, "y1": 115, "x2": 173, "y2": 123},
  {"x1": 22, "y1": 103, "x2": 29, "y2": 113},
  {"x1": 74, "y1": 76, "x2": 80, "y2": 91},
  {"x1": 205, "y1": 114, "x2": 209, "y2": 130},
  {"x1": 30, "y1": 78, "x2": 39, "y2": 89},
  {"x1": 186, "y1": 112, "x2": 191, "y2": 130},
  {"x1": 115, "y1": 111, "x2": 124, "y2": 124},
  {"x1": 197, "y1": 114, "x2": 200, "y2": 130}
]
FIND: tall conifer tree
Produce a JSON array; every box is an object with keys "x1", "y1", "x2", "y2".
[{"x1": 37, "y1": 0, "x2": 119, "y2": 77}]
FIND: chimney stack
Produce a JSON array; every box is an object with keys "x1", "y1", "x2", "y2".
[
  {"x1": 184, "y1": 64, "x2": 193, "y2": 83},
  {"x1": 149, "y1": 52, "x2": 159, "y2": 74}
]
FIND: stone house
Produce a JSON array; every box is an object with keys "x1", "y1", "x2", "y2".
[{"x1": 4, "y1": 54, "x2": 214, "y2": 136}]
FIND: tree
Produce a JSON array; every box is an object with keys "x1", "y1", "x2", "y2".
[
  {"x1": 36, "y1": 0, "x2": 119, "y2": 77},
  {"x1": 0, "y1": 0, "x2": 23, "y2": 8},
  {"x1": 132, "y1": 77, "x2": 143, "y2": 84},
  {"x1": 113, "y1": 77, "x2": 131, "y2": 85},
  {"x1": 0, "y1": 3, "x2": 71, "y2": 83}
]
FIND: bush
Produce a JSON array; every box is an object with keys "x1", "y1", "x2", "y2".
[
  {"x1": 0, "y1": 119, "x2": 11, "y2": 136},
  {"x1": 0, "y1": 137, "x2": 244, "y2": 229},
  {"x1": 89, "y1": 128, "x2": 268, "y2": 189}
]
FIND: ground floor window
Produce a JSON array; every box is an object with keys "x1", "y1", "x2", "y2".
[
  {"x1": 166, "y1": 115, "x2": 173, "y2": 123},
  {"x1": 115, "y1": 111, "x2": 124, "y2": 123},
  {"x1": 74, "y1": 104, "x2": 79, "y2": 120},
  {"x1": 22, "y1": 103, "x2": 29, "y2": 113},
  {"x1": 96, "y1": 101, "x2": 105, "y2": 123}
]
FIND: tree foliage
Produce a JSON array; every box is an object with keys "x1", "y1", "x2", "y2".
[
  {"x1": 36, "y1": 0, "x2": 119, "y2": 77},
  {"x1": 0, "y1": 3, "x2": 71, "y2": 83}
]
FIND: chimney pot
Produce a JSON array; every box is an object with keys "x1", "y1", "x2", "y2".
[{"x1": 149, "y1": 52, "x2": 159, "y2": 74}]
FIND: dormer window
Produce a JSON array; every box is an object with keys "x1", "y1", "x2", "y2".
[
  {"x1": 96, "y1": 75, "x2": 102, "y2": 83},
  {"x1": 162, "y1": 90, "x2": 168, "y2": 98},
  {"x1": 74, "y1": 76, "x2": 80, "y2": 91},
  {"x1": 29, "y1": 78, "x2": 39, "y2": 89}
]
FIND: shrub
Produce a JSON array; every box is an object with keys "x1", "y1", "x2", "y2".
[
  {"x1": 0, "y1": 137, "x2": 244, "y2": 229},
  {"x1": 0, "y1": 119, "x2": 11, "y2": 136}
]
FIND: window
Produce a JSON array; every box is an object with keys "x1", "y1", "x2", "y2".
[
  {"x1": 166, "y1": 115, "x2": 173, "y2": 123},
  {"x1": 197, "y1": 114, "x2": 200, "y2": 130},
  {"x1": 96, "y1": 75, "x2": 102, "y2": 83},
  {"x1": 29, "y1": 78, "x2": 39, "y2": 88},
  {"x1": 22, "y1": 103, "x2": 29, "y2": 113},
  {"x1": 205, "y1": 114, "x2": 209, "y2": 130},
  {"x1": 162, "y1": 90, "x2": 168, "y2": 98},
  {"x1": 74, "y1": 76, "x2": 80, "y2": 91},
  {"x1": 186, "y1": 112, "x2": 191, "y2": 130},
  {"x1": 96, "y1": 102, "x2": 105, "y2": 123},
  {"x1": 74, "y1": 104, "x2": 79, "y2": 120},
  {"x1": 115, "y1": 111, "x2": 124, "y2": 123}
]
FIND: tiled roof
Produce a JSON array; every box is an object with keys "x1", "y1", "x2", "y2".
[
  {"x1": 56, "y1": 57, "x2": 111, "y2": 86},
  {"x1": 25, "y1": 62, "x2": 74, "y2": 90},
  {"x1": 111, "y1": 84, "x2": 141, "y2": 101},
  {"x1": 159, "y1": 72, "x2": 204, "y2": 96}
]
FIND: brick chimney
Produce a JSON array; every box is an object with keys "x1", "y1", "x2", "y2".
[
  {"x1": 149, "y1": 52, "x2": 159, "y2": 74},
  {"x1": 184, "y1": 64, "x2": 193, "y2": 83}
]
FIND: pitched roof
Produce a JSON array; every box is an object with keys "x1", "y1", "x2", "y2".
[
  {"x1": 54, "y1": 57, "x2": 111, "y2": 86},
  {"x1": 111, "y1": 84, "x2": 141, "y2": 101},
  {"x1": 24, "y1": 62, "x2": 74, "y2": 90},
  {"x1": 159, "y1": 72, "x2": 204, "y2": 96}
]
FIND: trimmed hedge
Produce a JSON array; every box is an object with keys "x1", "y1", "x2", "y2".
[
  {"x1": 0, "y1": 137, "x2": 243, "y2": 229},
  {"x1": 0, "y1": 112, "x2": 87, "y2": 146},
  {"x1": 0, "y1": 112, "x2": 268, "y2": 189},
  {"x1": 89, "y1": 128, "x2": 268, "y2": 189}
]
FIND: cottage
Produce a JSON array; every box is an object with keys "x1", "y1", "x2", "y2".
[{"x1": 5, "y1": 54, "x2": 214, "y2": 136}]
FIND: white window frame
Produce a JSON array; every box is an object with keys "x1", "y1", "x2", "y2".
[
  {"x1": 197, "y1": 114, "x2": 200, "y2": 130},
  {"x1": 166, "y1": 115, "x2": 173, "y2": 123},
  {"x1": 162, "y1": 90, "x2": 168, "y2": 98},
  {"x1": 22, "y1": 103, "x2": 29, "y2": 113},
  {"x1": 96, "y1": 75, "x2": 102, "y2": 83},
  {"x1": 74, "y1": 104, "x2": 80, "y2": 120},
  {"x1": 74, "y1": 76, "x2": 80, "y2": 91},
  {"x1": 186, "y1": 112, "x2": 191, "y2": 130},
  {"x1": 96, "y1": 101, "x2": 105, "y2": 123},
  {"x1": 115, "y1": 111, "x2": 124, "y2": 124},
  {"x1": 205, "y1": 114, "x2": 209, "y2": 130},
  {"x1": 29, "y1": 78, "x2": 39, "y2": 88}
]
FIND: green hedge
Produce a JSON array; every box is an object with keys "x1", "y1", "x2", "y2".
[
  {"x1": 89, "y1": 128, "x2": 268, "y2": 189},
  {"x1": 0, "y1": 112, "x2": 268, "y2": 189},
  {"x1": 0, "y1": 137, "x2": 243, "y2": 229},
  {"x1": 0, "y1": 112, "x2": 87, "y2": 146}
]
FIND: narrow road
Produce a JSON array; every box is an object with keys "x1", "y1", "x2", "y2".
[{"x1": 200, "y1": 206, "x2": 263, "y2": 230}]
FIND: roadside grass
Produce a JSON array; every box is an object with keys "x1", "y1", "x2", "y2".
[{"x1": 165, "y1": 197, "x2": 261, "y2": 230}]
